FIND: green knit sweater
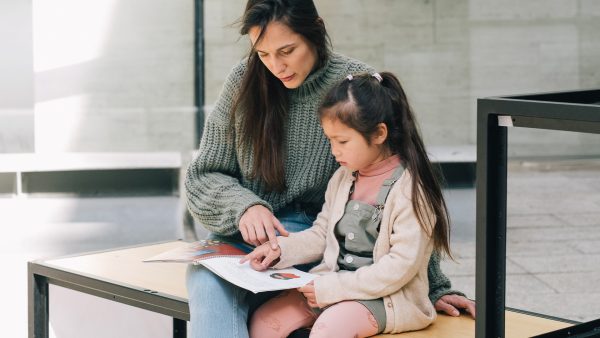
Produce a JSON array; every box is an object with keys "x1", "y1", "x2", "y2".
[{"x1": 185, "y1": 52, "x2": 464, "y2": 303}]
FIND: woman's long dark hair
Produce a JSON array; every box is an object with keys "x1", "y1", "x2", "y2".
[
  {"x1": 319, "y1": 72, "x2": 452, "y2": 257},
  {"x1": 232, "y1": 0, "x2": 331, "y2": 192}
]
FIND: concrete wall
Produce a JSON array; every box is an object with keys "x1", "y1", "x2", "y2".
[
  {"x1": 32, "y1": 0, "x2": 196, "y2": 153},
  {"x1": 204, "y1": 0, "x2": 600, "y2": 158},
  {"x1": 0, "y1": 0, "x2": 196, "y2": 154},
  {"x1": 1, "y1": 0, "x2": 598, "y2": 156},
  {"x1": 0, "y1": 0, "x2": 34, "y2": 152}
]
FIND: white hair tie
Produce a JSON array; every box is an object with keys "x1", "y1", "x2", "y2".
[
  {"x1": 346, "y1": 74, "x2": 353, "y2": 81},
  {"x1": 372, "y1": 72, "x2": 383, "y2": 83}
]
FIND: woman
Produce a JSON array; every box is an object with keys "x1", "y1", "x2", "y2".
[{"x1": 185, "y1": 1, "x2": 474, "y2": 337}]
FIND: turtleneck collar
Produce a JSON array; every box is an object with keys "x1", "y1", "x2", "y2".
[
  {"x1": 357, "y1": 155, "x2": 402, "y2": 177},
  {"x1": 289, "y1": 52, "x2": 346, "y2": 99}
]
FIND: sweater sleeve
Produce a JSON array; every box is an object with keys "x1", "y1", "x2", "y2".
[
  {"x1": 427, "y1": 251, "x2": 466, "y2": 304},
  {"x1": 185, "y1": 63, "x2": 271, "y2": 236}
]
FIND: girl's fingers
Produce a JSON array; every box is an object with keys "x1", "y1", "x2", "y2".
[
  {"x1": 240, "y1": 243, "x2": 281, "y2": 271},
  {"x1": 260, "y1": 255, "x2": 274, "y2": 268},
  {"x1": 297, "y1": 283, "x2": 314, "y2": 293},
  {"x1": 240, "y1": 247, "x2": 262, "y2": 264},
  {"x1": 240, "y1": 246, "x2": 269, "y2": 271},
  {"x1": 260, "y1": 247, "x2": 281, "y2": 268},
  {"x1": 250, "y1": 258, "x2": 266, "y2": 271},
  {"x1": 239, "y1": 247, "x2": 260, "y2": 264},
  {"x1": 299, "y1": 290, "x2": 317, "y2": 307}
]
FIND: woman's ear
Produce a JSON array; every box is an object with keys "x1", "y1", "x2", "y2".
[{"x1": 372, "y1": 123, "x2": 388, "y2": 145}]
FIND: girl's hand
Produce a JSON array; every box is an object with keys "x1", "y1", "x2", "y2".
[
  {"x1": 298, "y1": 281, "x2": 318, "y2": 308},
  {"x1": 239, "y1": 205, "x2": 289, "y2": 248},
  {"x1": 239, "y1": 242, "x2": 281, "y2": 271}
]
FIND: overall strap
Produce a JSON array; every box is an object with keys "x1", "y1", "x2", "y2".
[{"x1": 374, "y1": 165, "x2": 405, "y2": 208}]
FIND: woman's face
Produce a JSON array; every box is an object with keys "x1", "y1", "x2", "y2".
[{"x1": 249, "y1": 21, "x2": 318, "y2": 89}]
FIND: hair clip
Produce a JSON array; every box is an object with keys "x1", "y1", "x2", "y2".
[
  {"x1": 346, "y1": 74, "x2": 353, "y2": 81},
  {"x1": 372, "y1": 73, "x2": 383, "y2": 83}
]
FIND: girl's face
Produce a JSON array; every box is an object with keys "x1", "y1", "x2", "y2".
[
  {"x1": 321, "y1": 117, "x2": 389, "y2": 172},
  {"x1": 249, "y1": 21, "x2": 318, "y2": 89}
]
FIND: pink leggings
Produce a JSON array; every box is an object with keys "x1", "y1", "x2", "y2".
[{"x1": 249, "y1": 290, "x2": 380, "y2": 338}]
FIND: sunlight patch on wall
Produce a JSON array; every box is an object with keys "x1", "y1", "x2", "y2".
[
  {"x1": 32, "y1": 0, "x2": 115, "y2": 152},
  {"x1": 34, "y1": 95, "x2": 89, "y2": 152},
  {"x1": 33, "y1": 0, "x2": 116, "y2": 73}
]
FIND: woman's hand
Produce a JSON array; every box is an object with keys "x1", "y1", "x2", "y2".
[
  {"x1": 239, "y1": 242, "x2": 282, "y2": 271},
  {"x1": 239, "y1": 205, "x2": 289, "y2": 248},
  {"x1": 434, "y1": 294, "x2": 476, "y2": 319},
  {"x1": 298, "y1": 281, "x2": 318, "y2": 308}
]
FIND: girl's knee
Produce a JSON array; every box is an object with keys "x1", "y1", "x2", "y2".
[
  {"x1": 309, "y1": 321, "x2": 345, "y2": 338},
  {"x1": 248, "y1": 309, "x2": 282, "y2": 338},
  {"x1": 309, "y1": 301, "x2": 379, "y2": 338},
  {"x1": 249, "y1": 290, "x2": 315, "y2": 338}
]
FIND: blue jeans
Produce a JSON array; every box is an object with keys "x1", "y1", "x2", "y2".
[{"x1": 186, "y1": 205, "x2": 317, "y2": 338}]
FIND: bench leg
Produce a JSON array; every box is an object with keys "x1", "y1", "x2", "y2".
[
  {"x1": 173, "y1": 318, "x2": 187, "y2": 338},
  {"x1": 28, "y1": 269, "x2": 49, "y2": 338}
]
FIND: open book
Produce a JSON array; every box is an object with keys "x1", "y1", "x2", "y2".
[{"x1": 143, "y1": 239, "x2": 317, "y2": 293}]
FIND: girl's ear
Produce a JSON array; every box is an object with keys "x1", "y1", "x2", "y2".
[{"x1": 372, "y1": 123, "x2": 388, "y2": 145}]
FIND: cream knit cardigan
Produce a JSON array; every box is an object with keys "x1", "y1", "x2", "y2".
[{"x1": 274, "y1": 166, "x2": 436, "y2": 334}]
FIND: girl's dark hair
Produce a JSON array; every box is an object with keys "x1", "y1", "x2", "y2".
[
  {"x1": 232, "y1": 0, "x2": 331, "y2": 192},
  {"x1": 319, "y1": 72, "x2": 452, "y2": 257}
]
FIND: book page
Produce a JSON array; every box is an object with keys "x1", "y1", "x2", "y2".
[
  {"x1": 143, "y1": 240, "x2": 252, "y2": 263},
  {"x1": 200, "y1": 257, "x2": 317, "y2": 293},
  {"x1": 144, "y1": 240, "x2": 317, "y2": 293}
]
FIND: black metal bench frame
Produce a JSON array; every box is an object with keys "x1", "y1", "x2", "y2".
[{"x1": 475, "y1": 89, "x2": 600, "y2": 337}]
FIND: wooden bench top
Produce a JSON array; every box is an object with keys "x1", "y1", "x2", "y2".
[
  {"x1": 376, "y1": 310, "x2": 571, "y2": 338},
  {"x1": 38, "y1": 241, "x2": 571, "y2": 337}
]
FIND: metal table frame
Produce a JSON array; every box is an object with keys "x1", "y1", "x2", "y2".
[
  {"x1": 475, "y1": 89, "x2": 600, "y2": 337},
  {"x1": 28, "y1": 243, "x2": 189, "y2": 338}
]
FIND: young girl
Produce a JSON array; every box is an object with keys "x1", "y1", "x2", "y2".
[{"x1": 241, "y1": 72, "x2": 452, "y2": 337}]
